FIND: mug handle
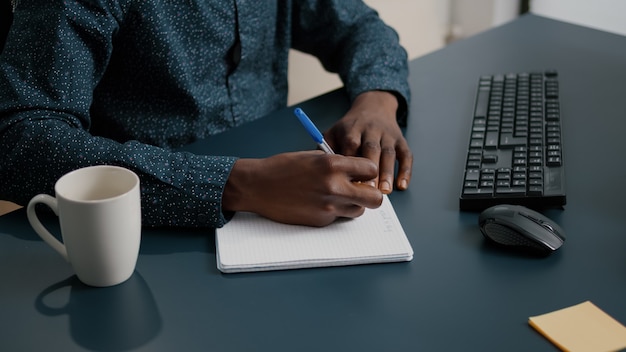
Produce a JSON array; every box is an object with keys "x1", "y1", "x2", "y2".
[{"x1": 27, "y1": 194, "x2": 69, "y2": 261}]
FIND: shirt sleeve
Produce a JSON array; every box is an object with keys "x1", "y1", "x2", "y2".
[
  {"x1": 290, "y1": 0, "x2": 411, "y2": 125},
  {"x1": 0, "y1": 0, "x2": 235, "y2": 228}
]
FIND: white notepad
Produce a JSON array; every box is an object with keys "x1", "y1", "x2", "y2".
[{"x1": 215, "y1": 195, "x2": 413, "y2": 273}]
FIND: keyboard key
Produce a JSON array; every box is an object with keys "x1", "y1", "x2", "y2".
[
  {"x1": 528, "y1": 186, "x2": 543, "y2": 196},
  {"x1": 465, "y1": 169, "x2": 480, "y2": 181},
  {"x1": 474, "y1": 87, "x2": 490, "y2": 118},
  {"x1": 485, "y1": 131, "x2": 499, "y2": 148},
  {"x1": 482, "y1": 154, "x2": 498, "y2": 163},
  {"x1": 496, "y1": 187, "x2": 526, "y2": 196},
  {"x1": 463, "y1": 188, "x2": 493, "y2": 198},
  {"x1": 547, "y1": 157, "x2": 561, "y2": 166},
  {"x1": 500, "y1": 133, "x2": 526, "y2": 147}
]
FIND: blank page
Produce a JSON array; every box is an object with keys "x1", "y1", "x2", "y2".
[{"x1": 216, "y1": 195, "x2": 413, "y2": 273}]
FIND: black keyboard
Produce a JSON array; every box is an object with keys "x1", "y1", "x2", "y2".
[{"x1": 460, "y1": 71, "x2": 566, "y2": 211}]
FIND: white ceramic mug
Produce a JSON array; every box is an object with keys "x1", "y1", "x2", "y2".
[{"x1": 27, "y1": 165, "x2": 142, "y2": 287}]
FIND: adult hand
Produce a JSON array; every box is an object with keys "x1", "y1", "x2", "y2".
[
  {"x1": 222, "y1": 151, "x2": 383, "y2": 227},
  {"x1": 324, "y1": 91, "x2": 413, "y2": 194}
]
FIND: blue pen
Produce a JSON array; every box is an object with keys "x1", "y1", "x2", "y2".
[{"x1": 294, "y1": 108, "x2": 335, "y2": 154}]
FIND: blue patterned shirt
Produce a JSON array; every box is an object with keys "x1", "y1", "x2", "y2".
[{"x1": 0, "y1": 0, "x2": 409, "y2": 228}]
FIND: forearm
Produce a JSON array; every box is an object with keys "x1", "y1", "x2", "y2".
[
  {"x1": 292, "y1": 0, "x2": 410, "y2": 122},
  {"x1": 0, "y1": 117, "x2": 236, "y2": 228}
]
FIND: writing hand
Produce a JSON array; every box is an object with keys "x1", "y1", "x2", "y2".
[{"x1": 222, "y1": 151, "x2": 383, "y2": 227}]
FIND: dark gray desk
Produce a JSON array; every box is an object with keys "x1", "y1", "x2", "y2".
[{"x1": 2, "y1": 14, "x2": 626, "y2": 351}]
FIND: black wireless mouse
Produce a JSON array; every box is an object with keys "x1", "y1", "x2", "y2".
[{"x1": 479, "y1": 204, "x2": 565, "y2": 255}]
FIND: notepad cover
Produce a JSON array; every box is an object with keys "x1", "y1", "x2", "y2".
[{"x1": 215, "y1": 195, "x2": 413, "y2": 273}]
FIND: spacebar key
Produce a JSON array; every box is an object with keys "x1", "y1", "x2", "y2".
[
  {"x1": 463, "y1": 188, "x2": 493, "y2": 198},
  {"x1": 496, "y1": 187, "x2": 526, "y2": 196}
]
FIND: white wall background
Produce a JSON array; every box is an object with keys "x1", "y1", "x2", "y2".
[
  {"x1": 530, "y1": 0, "x2": 626, "y2": 36},
  {"x1": 447, "y1": 0, "x2": 519, "y2": 40}
]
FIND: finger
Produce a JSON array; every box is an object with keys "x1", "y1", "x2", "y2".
[
  {"x1": 340, "y1": 155, "x2": 379, "y2": 184},
  {"x1": 360, "y1": 138, "x2": 382, "y2": 176},
  {"x1": 344, "y1": 181, "x2": 384, "y2": 209},
  {"x1": 395, "y1": 142, "x2": 413, "y2": 191},
  {"x1": 377, "y1": 137, "x2": 397, "y2": 194},
  {"x1": 336, "y1": 203, "x2": 367, "y2": 219},
  {"x1": 321, "y1": 155, "x2": 382, "y2": 208}
]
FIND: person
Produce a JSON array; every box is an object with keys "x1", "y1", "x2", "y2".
[{"x1": 0, "y1": 0, "x2": 412, "y2": 228}]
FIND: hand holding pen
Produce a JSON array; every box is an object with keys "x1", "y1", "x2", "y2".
[{"x1": 221, "y1": 107, "x2": 384, "y2": 227}]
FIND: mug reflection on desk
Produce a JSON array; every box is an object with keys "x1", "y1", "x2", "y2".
[{"x1": 35, "y1": 272, "x2": 161, "y2": 351}]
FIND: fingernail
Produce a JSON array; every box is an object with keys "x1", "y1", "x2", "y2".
[
  {"x1": 399, "y1": 179, "x2": 408, "y2": 190},
  {"x1": 381, "y1": 181, "x2": 392, "y2": 193}
]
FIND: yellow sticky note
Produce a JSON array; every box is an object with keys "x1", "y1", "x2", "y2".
[{"x1": 529, "y1": 301, "x2": 626, "y2": 352}]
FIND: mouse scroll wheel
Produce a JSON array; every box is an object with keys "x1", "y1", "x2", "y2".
[
  {"x1": 540, "y1": 221, "x2": 555, "y2": 232},
  {"x1": 520, "y1": 212, "x2": 552, "y2": 230}
]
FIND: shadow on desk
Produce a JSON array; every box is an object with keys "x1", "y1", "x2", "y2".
[
  {"x1": 35, "y1": 272, "x2": 162, "y2": 351},
  {"x1": 140, "y1": 225, "x2": 216, "y2": 256}
]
